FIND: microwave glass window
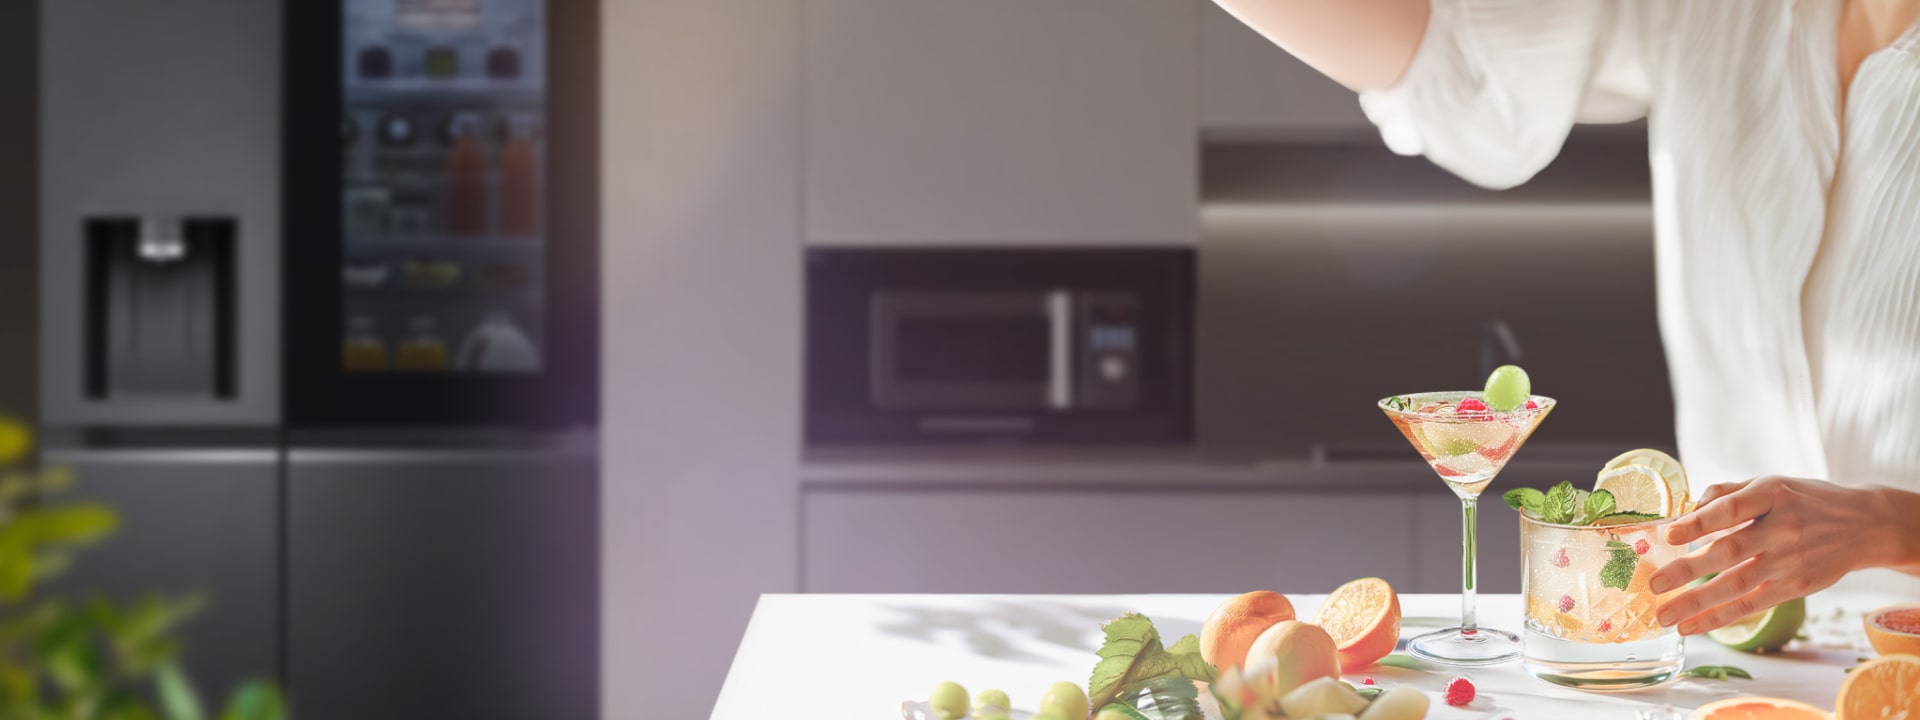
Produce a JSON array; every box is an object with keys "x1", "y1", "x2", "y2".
[{"x1": 895, "y1": 317, "x2": 1049, "y2": 383}]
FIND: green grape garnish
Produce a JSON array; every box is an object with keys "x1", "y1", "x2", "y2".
[{"x1": 1483, "y1": 364, "x2": 1532, "y2": 411}]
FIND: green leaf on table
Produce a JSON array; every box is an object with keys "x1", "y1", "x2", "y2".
[
  {"x1": 1601, "y1": 540, "x2": 1639, "y2": 590},
  {"x1": 1376, "y1": 653, "x2": 1425, "y2": 670},
  {"x1": 1584, "y1": 490, "x2": 1617, "y2": 524},
  {"x1": 1087, "y1": 613, "x2": 1215, "y2": 710},
  {"x1": 1542, "y1": 481, "x2": 1579, "y2": 524},
  {"x1": 1684, "y1": 665, "x2": 1752, "y2": 680},
  {"x1": 1502, "y1": 488, "x2": 1545, "y2": 516},
  {"x1": 157, "y1": 664, "x2": 208, "y2": 720},
  {"x1": 1111, "y1": 676, "x2": 1205, "y2": 720},
  {"x1": 1096, "y1": 703, "x2": 1153, "y2": 720}
]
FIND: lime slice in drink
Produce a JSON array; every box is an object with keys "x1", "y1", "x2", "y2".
[{"x1": 1706, "y1": 597, "x2": 1806, "y2": 653}]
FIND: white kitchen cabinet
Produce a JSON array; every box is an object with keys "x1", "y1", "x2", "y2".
[
  {"x1": 804, "y1": 0, "x2": 1198, "y2": 246},
  {"x1": 803, "y1": 490, "x2": 1417, "y2": 594},
  {"x1": 1200, "y1": 3, "x2": 1372, "y2": 140}
]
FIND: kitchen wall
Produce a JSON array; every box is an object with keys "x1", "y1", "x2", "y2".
[
  {"x1": 601, "y1": 0, "x2": 802, "y2": 717},
  {"x1": 0, "y1": 0, "x2": 37, "y2": 421}
]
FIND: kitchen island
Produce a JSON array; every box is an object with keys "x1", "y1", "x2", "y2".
[{"x1": 715, "y1": 592, "x2": 1892, "y2": 719}]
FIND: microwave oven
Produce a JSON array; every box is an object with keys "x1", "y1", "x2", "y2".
[{"x1": 806, "y1": 248, "x2": 1194, "y2": 445}]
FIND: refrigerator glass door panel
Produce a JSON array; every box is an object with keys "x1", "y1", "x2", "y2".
[
  {"x1": 286, "y1": 0, "x2": 597, "y2": 427},
  {"x1": 287, "y1": 445, "x2": 597, "y2": 720}
]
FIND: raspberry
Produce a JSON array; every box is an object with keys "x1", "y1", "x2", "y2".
[
  {"x1": 1456, "y1": 398, "x2": 1489, "y2": 414},
  {"x1": 1444, "y1": 677, "x2": 1475, "y2": 707},
  {"x1": 1550, "y1": 548, "x2": 1570, "y2": 568},
  {"x1": 1598, "y1": 618, "x2": 1613, "y2": 634},
  {"x1": 1524, "y1": 399, "x2": 1539, "y2": 410},
  {"x1": 1634, "y1": 539, "x2": 1651, "y2": 556},
  {"x1": 1362, "y1": 677, "x2": 1375, "y2": 686},
  {"x1": 1557, "y1": 594, "x2": 1575, "y2": 613}
]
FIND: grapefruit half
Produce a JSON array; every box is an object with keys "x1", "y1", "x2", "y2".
[{"x1": 1308, "y1": 577, "x2": 1402, "y2": 671}]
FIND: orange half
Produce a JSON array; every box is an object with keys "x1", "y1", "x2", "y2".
[
  {"x1": 1836, "y1": 654, "x2": 1920, "y2": 720},
  {"x1": 1308, "y1": 577, "x2": 1401, "y2": 671},
  {"x1": 1689, "y1": 697, "x2": 1831, "y2": 720}
]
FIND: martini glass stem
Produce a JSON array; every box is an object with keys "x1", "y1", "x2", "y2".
[{"x1": 1460, "y1": 496, "x2": 1479, "y2": 633}]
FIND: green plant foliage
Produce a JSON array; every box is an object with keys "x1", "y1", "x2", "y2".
[{"x1": 0, "y1": 419, "x2": 287, "y2": 720}]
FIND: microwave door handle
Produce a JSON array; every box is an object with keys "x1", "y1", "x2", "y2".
[{"x1": 1047, "y1": 291, "x2": 1072, "y2": 410}]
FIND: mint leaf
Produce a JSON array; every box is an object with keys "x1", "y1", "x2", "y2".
[
  {"x1": 1502, "y1": 488, "x2": 1545, "y2": 516},
  {"x1": 1087, "y1": 614, "x2": 1215, "y2": 710},
  {"x1": 1584, "y1": 490, "x2": 1617, "y2": 524},
  {"x1": 1591, "y1": 511, "x2": 1662, "y2": 526},
  {"x1": 1600, "y1": 540, "x2": 1639, "y2": 589},
  {"x1": 1683, "y1": 665, "x2": 1752, "y2": 680},
  {"x1": 1542, "y1": 481, "x2": 1579, "y2": 524}
]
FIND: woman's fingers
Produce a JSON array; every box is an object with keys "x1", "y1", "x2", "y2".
[
  {"x1": 1656, "y1": 555, "x2": 1761, "y2": 627},
  {"x1": 1691, "y1": 479, "x2": 1751, "y2": 509},
  {"x1": 1651, "y1": 525, "x2": 1767, "y2": 594},
  {"x1": 1677, "y1": 578, "x2": 1802, "y2": 636},
  {"x1": 1666, "y1": 479, "x2": 1775, "y2": 545}
]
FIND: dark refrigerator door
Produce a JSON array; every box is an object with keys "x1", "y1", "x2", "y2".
[
  {"x1": 287, "y1": 442, "x2": 597, "y2": 719},
  {"x1": 40, "y1": 447, "x2": 281, "y2": 698},
  {"x1": 284, "y1": 0, "x2": 598, "y2": 428}
]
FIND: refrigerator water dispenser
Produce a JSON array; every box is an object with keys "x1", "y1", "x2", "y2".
[{"x1": 84, "y1": 217, "x2": 238, "y2": 400}]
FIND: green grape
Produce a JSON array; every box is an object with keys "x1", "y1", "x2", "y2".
[
  {"x1": 1039, "y1": 682, "x2": 1089, "y2": 720},
  {"x1": 972, "y1": 689, "x2": 1010, "y2": 717},
  {"x1": 1483, "y1": 364, "x2": 1531, "y2": 411},
  {"x1": 929, "y1": 682, "x2": 970, "y2": 720}
]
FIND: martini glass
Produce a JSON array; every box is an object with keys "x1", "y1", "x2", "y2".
[{"x1": 1380, "y1": 391, "x2": 1555, "y2": 665}]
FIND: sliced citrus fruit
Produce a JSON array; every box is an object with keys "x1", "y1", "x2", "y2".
[
  {"x1": 1595, "y1": 465, "x2": 1676, "y2": 517},
  {"x1": 1307, "y1": 577, "x2": 1401, "y2": 671},
  {"x1": 1707, "y1": 597, "x2": 1805, "y2": 653},
  {"x1": 1689, "y1": 697, "x2": 1831, "y2": 720},
  {"x1": 1836, "y1": 654, "x2": 1920, "y2": 720},
  {"x1": 1603, "y1": 448, "x2": 1690, "y2": 513},
  {"x1": 1864, "y1": 603, "x2": 1920, "y2": 656}
]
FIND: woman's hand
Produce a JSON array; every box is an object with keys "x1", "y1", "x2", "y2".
[{"x1": 1648, "y1": 477, "x2": 1920, "y2": 636}]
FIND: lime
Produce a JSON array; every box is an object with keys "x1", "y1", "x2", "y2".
[
  {"x1": 1706, "y1": 596, "x2": 1805, "y2": 653},
  {"x1": 1483, "y1": 365, "x2": 1531, "y2": 411}
]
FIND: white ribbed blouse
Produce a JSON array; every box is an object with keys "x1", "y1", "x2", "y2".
[{"x1": 1359, "y1": 0, "x2": 1920, "y2": 593}]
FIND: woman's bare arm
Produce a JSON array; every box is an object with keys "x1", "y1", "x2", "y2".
[{"x1": 1211, "y1": 0, "x2": 1430, "y2": 91}]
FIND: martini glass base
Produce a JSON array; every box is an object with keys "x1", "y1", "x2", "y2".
[{"x1": 1406, "y1": 626, "x2": 1522, "y2": 666}]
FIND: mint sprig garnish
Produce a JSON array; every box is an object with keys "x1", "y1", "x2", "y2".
[
  {"x1": 1502, "y1": 487, "x2": 1545, "y2": 515},
  {"x1": 1600, "y1": 540, "x2": 1638, "y2": 589},
  {"x1": 1542, "y1": 481, "x2": 1579, "y2": 525},
  {"x1": 1584, "y1": 490, "x2": 1617, "y2": 523}
]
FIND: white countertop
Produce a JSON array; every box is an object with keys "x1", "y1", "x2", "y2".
[{"x1": 714, "y1": 592, "x2": 1892, "y2": 719}]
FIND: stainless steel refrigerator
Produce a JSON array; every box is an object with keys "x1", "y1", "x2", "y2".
[{"x1": 38, "y1": 0, "x2": 600, "y2": 716}]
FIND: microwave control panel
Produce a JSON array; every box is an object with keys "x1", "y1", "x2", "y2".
[{"x1": 1075, "y1": 293, "x2": 1141, "y2": 409}]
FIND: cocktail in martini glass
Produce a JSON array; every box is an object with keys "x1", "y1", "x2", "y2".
[{"x1": 1379, "y1": 366, "x2": 1554, "y2": 665}]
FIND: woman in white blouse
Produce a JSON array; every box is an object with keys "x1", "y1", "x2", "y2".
[{"x1": 1213, "y1": 0, "x2": 1920, "y2": 633}]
